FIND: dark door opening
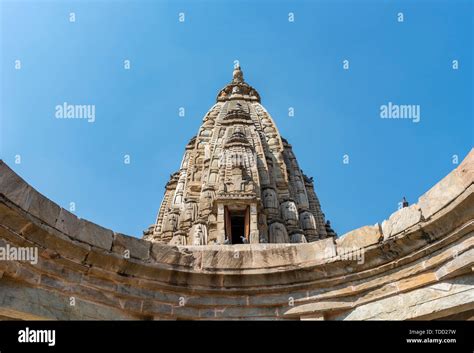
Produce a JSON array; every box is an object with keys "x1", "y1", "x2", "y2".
[
  {"x1": 230, "y1": 214, "x2": 245, "y2": 244},
  {"x1": 224, "y1": 206, "x2": 250, "y2": 244}
]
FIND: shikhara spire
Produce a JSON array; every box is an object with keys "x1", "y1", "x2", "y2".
[{"x1": 144, "y1": 65, "x2": 336, "y2": 245}]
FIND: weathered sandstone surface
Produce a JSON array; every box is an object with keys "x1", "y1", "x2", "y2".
[{"x1": 0, "y1": 150, "x2": 472, "y2": 320}]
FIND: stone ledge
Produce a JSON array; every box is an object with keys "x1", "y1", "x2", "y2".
[
  {"x1": 382, "y1": 204, "x2": 422, "y2": 240},
  {"x1": 330, "y1": 275, "x2": 474, "y2": 320},
  {"x1": 0, "y1": 278, "x2": 139, "y2": 320},
  {"x1": 336, "y1": 223, "x2": 382, "y2": 250},
  {"x1": 76, "y1": 220, "x2": 113, "y2": 251},
  {"x1": 1, "y1": 190, "x2": 472, "y2": 288},
  {"x1": 0, "y1": 150, "x2": 472, "y2": 281},
  {"x1": 55, "y1": 208, "x2": 82, "y2": 239},
  {"x1": 418, "y1": 149, "x2": 473, "y2": 220},
  {"x1": 112, "y1": 232, "x2": 151, "y2": 261},
  {"x1": 285, "y1": 300, "x2": 354, "y2": 318},
  {"x1": 0, "y1": 161, "x2": 34, "y2": 212},
  {"x1": 1, "y1": 149, "x2": 473, "y2": 274},
  {"x1": 1, "y1": 148, "x2": 473, "y2": 320},
  {"x1": 0, "y1": 226, "x2": 471, "y2": 319}
]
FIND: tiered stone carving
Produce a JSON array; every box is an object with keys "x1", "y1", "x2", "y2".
[
  {"x1": 281, "y1": 200, "x2": 299, "y2": 226},
  {"x1": 144, "y1": 65, "x2": 335, "y2": 244},
  {"x1": 269, "y1": 222, "x2": 290, "y2": 243}
]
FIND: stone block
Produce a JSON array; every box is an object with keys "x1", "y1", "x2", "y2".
[
  {"x1": 21, "y1": 222, "x2": 90, "y2": 262},
  {"x1": 171, "y1": 305, "x2": 200, "y2": 318},
  {"x1": 215, "y1": 306, "x2": 278, "y2": 318},
  {"x1": 82, "y1": 274, "x2": 117, "y2": 293},
  {"x1": 336, "y1": 275, "x2": 474, "y2": 320},
  {"x1": 285, "y1": 300, "x2": 353, "y2": 317},
  {"x1": 141, "y1": 300, "x2": 173, "y2": 316},
  {"x1": 0, "y1": 202, "x2": 30, "y2": 233},
  {"x1": 457, "y1": 148, "x2": 474, "y2": 186},
  {"x1": 112, "y1": 233, "x2": 150, "y2": 261},
  {"x1": 151, "y1": 243, "x2": 198, "y2": 267},
  {"x1": 248, "y1": 291, "x2": 308, "y2": 306},
  {"x1": 185, "y1": 295, "x2": 248, "y2": 307},
  {"x1": 418, "y1": 150, "x2": 473, "y2": 220},
  {"x1": 336, "y1": 223, "x2": 382, "y2": 250},
  {"x1": 396, "y1": 272, "x2": 437, "y2": 293},
  {"x1": 85, "y1": 247, "x2": 124, "y2": 272},
  {"x1": 0, "y1": 162, "x2": 33, "y2": 210},
  {"x1": 26, "y1": 189, "x2": 60, "y2": 228},
  {"x1": 55, "y1": 208, "x2": 82, "y2": 238},
  {"x1": 435, "y1": 248, "x2": 474, "y2": 280},
  {"x1": 382, "y1": 204, "x2": 422, "y2": 240},
  {"x1": 76, "y1": 219, "x2": 113, "y2": 251}
]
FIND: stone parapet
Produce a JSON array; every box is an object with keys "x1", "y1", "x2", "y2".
[{"x1": 0, "y1": 149, "x2": 472, "y2": 320}]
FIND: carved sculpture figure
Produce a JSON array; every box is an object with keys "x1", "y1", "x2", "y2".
[
  {"x1": 204, "y1": 145, "x2": 211, "y2": 160},
  {"x1": 193, "y1": 224, "x2": 207, "y2": 245},
  {"x1": 162, "y1": 212, "x2": 178, "y2": 233},
  {"x1": 180, "y1": 201, "x2": 197, "y2": 223}
]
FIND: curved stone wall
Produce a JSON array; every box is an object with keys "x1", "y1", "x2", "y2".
[{"x1": 0, "y1": 150, "x2": 472, "y2": 320}]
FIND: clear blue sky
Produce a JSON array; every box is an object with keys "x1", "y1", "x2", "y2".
[{"x1": 1, "y1": 0, "x2": 472, "y2": 238}]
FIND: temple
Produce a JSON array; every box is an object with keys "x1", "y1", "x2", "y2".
[
  {"x1": 0, "y1": 66, "x2": 472, "y2": 320},
  {"x1": 144, "y1": 65, "x2": 336, "y2": 245}
]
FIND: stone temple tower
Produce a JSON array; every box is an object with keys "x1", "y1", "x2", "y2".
[{"x1": 144, "y1": 65, "x2": 336, "y2": 245}]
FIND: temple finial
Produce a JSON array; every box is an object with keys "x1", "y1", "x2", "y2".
[
  {"x1": 232, "y1": 64, "x2": 244, "y2": 83},
  {"x1": 216, "y1": 64, "x2": 260, "y2": 102}
]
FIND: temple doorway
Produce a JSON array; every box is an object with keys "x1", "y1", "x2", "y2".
[
  {"x1": 225, "y1": 206, "x2": 250, "y2": 244},
  {"x1": 231, "y1": 212, "x2": 245, "y2": 244}
]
